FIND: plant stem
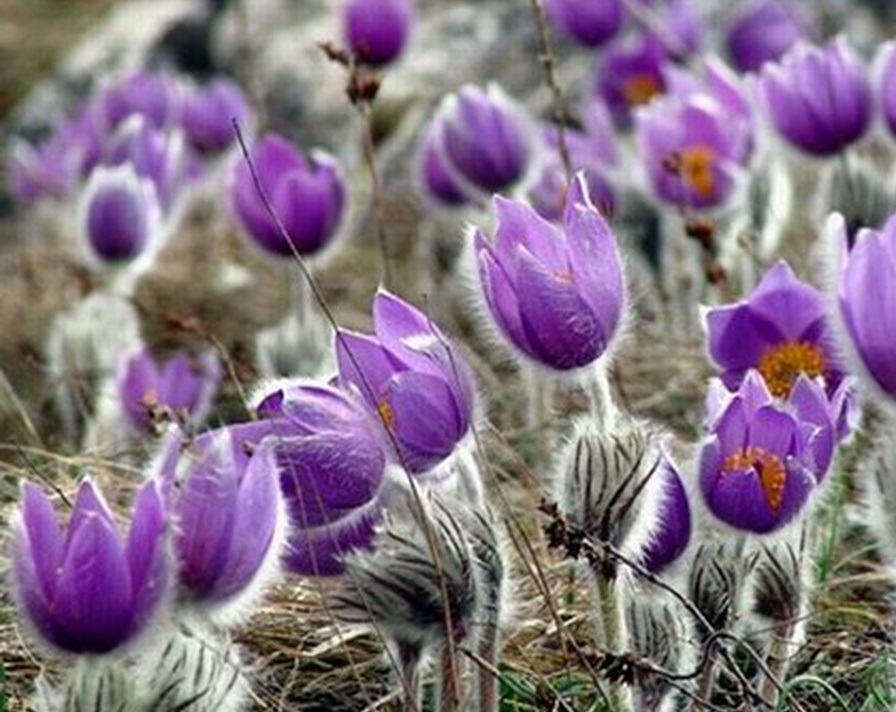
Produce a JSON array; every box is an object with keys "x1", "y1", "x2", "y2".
[
  {"x1": 477, "y1": 621, "x2": 501, "y2": 712},
  {"x1": 758, "y1": 623, "x2": 796, "y2": 707},
  {"x1": 594, "y1": 574, "x2": 633, "y2": 711},
  {"x1": 397, "y1": 642, "x2": 423, "y2": 712},
  {"x1": 525, "y1": 369, "x2": 554, "y2": 467},
  {"x1": 437, "y1": 642, "x2": 463, "y2": 712}
]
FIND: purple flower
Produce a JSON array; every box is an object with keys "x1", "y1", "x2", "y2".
[
  {"x1": 182, "y1": 79, "x2": 252, "y2": 154},
  {"x1": 876, "y1": 42, "x2": 896, "y2": 142},
  {"x1": 7, "y1": 139, "x2": 77, "y2": 204},
  {"x1": 428, "y1": 84, "x2": 535, "y2": 200},
  {"x1": 256, "y1": 382, "x2": 388, "y2": 576},
  {"x1": 418, "y1": 126, "x2": 468, "y2": 207},
  {"x1": 594, "y1": 39, "x2": 670, "y2": 128},
  {"x1": 161, "y1": 427, "x2": 284, "y2": 607},
  {"x1": 700, "y1": 372, "x2": 818, "y2": 534},
  {"x1": 79, "y1": 164, "x2": 161, "y2": 265},
  {"x1": 343, "y1": 0, "x2": 414, "y2": 67},
  {"x1": 545, "y1": 0, "x2": 623, "y2": 48},
  {"x1": 230, "y1": 134, "x2": 345, "y2": 257},
  {"x1": 336, "y1": 291, "x2": 476, "y2": 474},
  {"x1": 639, "y1": 0, "x2": 704, "y2": 60},
  {"x1": 831, "y1": 212, "x2": 896, "y2": 400},
  {"x1": 704, "y1": 260, "x2": 845, "y2": 399},
  {"x1": 474, "y1": 172, "x2": 625, "y2": 371},
  {"x1": 641, "y1": 456, "x2": 691, "y2": 574},
  {"x1": 725, "y1": 0, "x2": 809, "y2": 74},
  {"x1": 9, "y1": 478, "x2": 169, "y2": 654},
  {"x1": 116, "y1": 347, "x2": 222, "y2": 433},
  {"x1": 759, "y1": 39, "x2": 871, "y2": 156},
  {"x1": 101, "y1": 71, "x2": 182, "y2": 131}
]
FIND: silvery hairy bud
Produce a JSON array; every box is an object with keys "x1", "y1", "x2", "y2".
[{"x1": 32, "y1": 660, "x2": 134, "y2": 712}]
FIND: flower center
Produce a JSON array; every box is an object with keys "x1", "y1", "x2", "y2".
[
  {"x1": 623, "y1": 73, "x2": 663, "y2": 107},
  {"x1": 678, "y1": 146, "x2": 717, "y2": 200},
  {"x1": 722, "y1": 446, "x2": 786, "y2": 512},
  {"x1": 377, "y1": 397, "x2": 396, "y2": 430},
  {"x1": 758, "y1": 341, "x2": 826, "y2": 398}
]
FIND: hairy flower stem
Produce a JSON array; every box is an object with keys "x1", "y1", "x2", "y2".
[
  {"x1": 587, "y1": 364, "x2": 618, "y2": 429},
  {"x1": 526, "y1": 369, "x2": 554, "y2": 467},
  {"x1": 436, "y1": 644, "x2": 463, "y2": 712},
  {"x1": 693, "y1": 651, "x2": 719, "y2": 710},
  {"x1": 359, "y1": 104, "x2": 394, "y2": 291},
  {"x1": 594, "y1": 575, "x2": 633, "y2": 711},
  {"x1": 397, "y1": 642, "x2": 423, "y2": 712},
  {"x1": 477, "y1": 621, "x2": 501, "y2": 712},
  {"x1": 758, "y1": 622, "x2": 796, "y2": 707}
]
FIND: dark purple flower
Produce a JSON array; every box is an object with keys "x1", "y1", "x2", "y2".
[
  {"x1": 545, "y1": 0, "x2": 623, "y2": 48},
  {"x1": 641, "y1": 456, "x2": 691, "y2": 574},
  {"x1": 80, "y1": 164, "x2": 160, "y2": 265},
  {"x1": 336, "y1": 291, "x2": 476, "y2": 474},
  {"x1": 832, "y1": 212, "x2": 896, "y2": 400},
  {"x1": 116, "y1": 347, "x2": 222, "y2": 433},
  {"x1": 230, "y1": 134, "x2": 345, "y2": 257},
  {"x1": 594, "y1": 39, "x2": 670, "y2": 128},
  {"x1": 9, "y1": 478, "x2": 169, "y2": 654},
  {"x1": 429, "y1": 84, "x2": 535, "y2": 200},
  {"x1": 256, "y1": 382, "x2": 388, "y2": 576},
  {"x1": 876, "y1": 42, "x2": 896, "y2": 142},
  {"x1": 759, "y1": 39, "x2": 871, "y2": 156},
  {"x1": 700, "y1": 372, "x2": 817, "y2": 534},
  {"x1": 182, "y1": 79, "x2": 252, "y2": 154},
  {"x1": 726, "y1": 0, "x2": 809, "y2": 74},
  {"x1": 161, "y1": 426, "x2": 284, "y2": 606},
  {"x1": 475, "y1": 172, "x2": 625, "y2": 371},
  {"x1": 704, "y1": 260, "x2": 845, "y2": 399},
  {"x1": 343, "y1": 0, "x2": 414, "y2": 67},
  {"x1": 418, "y1": 126, "x2": 468, "y2": 207},
  {"x1": 101, "y1": 71, "x2": 182, "y2": 131}
]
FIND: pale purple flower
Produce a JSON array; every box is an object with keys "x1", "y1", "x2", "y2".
[
  {"x1": 726, "y1": 0, "x2": 809, "y2": 74},
  {"x1": 182, "y1": 79, "x2": 252, "y2": 154},
  {"x1": 418, "y1": 125, "x2": 468, "y2": 207},
  {"x1": 875, "y1": 42, "x2": 896, "y2": 141},
  {"x1": 101, "y1": 71, "x2": 182, "y2": 131},
  {"x1": 594, "y1": 39, "x2": 670, "y2": 128},
  {"x1": 343, "y1": 0, "x2": 414, "y2": 67}
]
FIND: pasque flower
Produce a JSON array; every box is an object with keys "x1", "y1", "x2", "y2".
[
  {"x1": 830, "y1": 212, "x2": 896, "y2": 400},
  {"x1": 182, "y1": 79, "x2": 252, "y2": 154},
  {"x1": 230, "y1": 133, "x2": 345, "y2": 257},
  {"x1": 474, "y1": 172, "x2": 625, "y2": 371},
  {"x1": 595, "y1": 39, "x2": 669, "y2": 128},
  {"x1": 336, "y1": 291, "x2": 476, "y2": 475},
  {"x1": 700, "y1": 372, "x2": 819, "y2": 533},
  {"x1": 116, "y1": 347, "x2": 222, "y2": 433},
  {"x1": 758, "y1": 38, "x2": 871, "y2": 156},
  {"x1": 726, "y1": 1, "x2": 808, "y2": 74},
  {"x1": 79, "y1": 164, "x2": 161, "y2": 266},
  {"x1": 100, "y1": 71, "x2": 182, "y2": 131},
  {"x1": 640, "y1": 455, "x2": 691, "y2": 574},
  {"x1": 9, "y1": 478, "x2": 169, "y2": 654},
  {"x1": 545, "y1": 0, "x2": 623, "y2": 48},
  {"x1": 428, "y1": 83, "x2": 535, "y2": 200},
  {"x1": 343, "y1": 0, "x2": 414, "y2": 67},
  {"x1": 876, "y1": 42, "x2": 896, "y2": 143},
  {"x1": 418, "y1": 125, "x2": 469, "y2": 208},
  {"x1": 255, "y1": 382, "x2": 388, "y2": 576}
]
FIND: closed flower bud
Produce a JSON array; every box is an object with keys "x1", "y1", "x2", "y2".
[
  {"x1": 725, "y1": 1, "x2": 809, "y2": 74},
  {"x1": 759, "y1": 39, "x2": 871, "y2": 156},
  {"x1": 474, "y1": 173, "x2": 625, "y2": 371},
  {"x1": 9, "y1": 478, "x2": 170, "y2": 655},
  {"x1": 545, "y1": 0, "x2": 623, "y2": 48},
  {"x1": 182, "y1": 79, "x2": 253, "y2": 154},
  {"x1": 687, "y1": 540, "x2": 746, "y2": 639},
  {"x1": 101, "y1": 70, "x2": 183, "y2": 130},
  {"x1": 877, "y1": 42, "x2": 896, "y2": 142},
  {"x1": 343, "y1": 0, "x2": 414, "y2": 67},
  {"x1": 230, "y1": 134, "x2": 345, "y2": 258},
  {"x1": 640, "y1": 455, "x2": 691, "y2": 575}
]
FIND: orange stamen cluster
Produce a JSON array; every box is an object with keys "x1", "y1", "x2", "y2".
[
  {"x1": 758, "y1": 341, "x2": 826, "y2": 398},
  {"x1": 678, "y1": 146, "x2": 717, "y2": 200},
  {"x1": 623, "y1": 74, "x2": 663, "y2": 107},
  {"x1": 722, "y1": 446, "x2": 786, "y2": 512},
  {"x1": 377, "y1": 397, "x2": 396, "y2": 430}
]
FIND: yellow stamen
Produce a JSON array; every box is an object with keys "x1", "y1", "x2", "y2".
[
  {"x1": 722, "y1": 446, "x2": 786, "y2": 512},
  {"x1": 623, "y1": 73, "x2": 663, "y2": 107},
  {"x1": 758, "y1": 341, "x2": 826, "y2": 398},
  {"x1": 377, "y1": 397, "x2": 396, "y2": 431},
  {"x1": 678, "y1": 146, "x2": 718, "y2": 200}
]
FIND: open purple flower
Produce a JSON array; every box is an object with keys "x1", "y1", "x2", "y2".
[
  {"x1": 475, "y1": 172, "x2": 625, "y2": 371},
  {"x1": 160, "y1": 426, "x2": 285, "y2": 609},
  {"x1": 594, "y1": 39, "x2": 669, "y2": 128},
  {"x1": 700, "y1": 372, "x2": 817, "y2": 534},
  {"x1": 641, "y1": 455, "x2": 691, "y2": 574},
  {"x1": 545, "y1": 0, "x2": 623, "y2": 48},
  {"x1": 343, "y1": 0, "x2": 414, "y2": 67},
  {"x1": 704, "y1": 260, "x2": 845, "y2": 399},
  {"x1": 182, "y1": 79, "x2": 252, "y2": 154},
  {"x1": 758, "y1": 38, "x2": 871, "y2": 156},
  {"x1": 101, "y1": 71, "x2": 182, "y2": 131},
  {"x1": 256, "y1": 382, "x2": 388, "y2": 576},
  {"x1": 9, "y1": 478, "x2": 169, "y2": 654},
  {"x1": 428, "y1": 84, "x2": 535, "y2": 200},
  {"x1": 336, "y1": 291, "x2": 476, "y2": 475},
  {"x1": 116, "y1": 347, "x2": 222, "y2": 433},
  {"x1": 79, "y1": 164, "x2": 161, "y2": 266},
  {"x1": 725, "y1": 0, "x2": 808, "y2": 74},
  {"x1": 831, "y1": 212, "x2": 896, "y2": 401},
  {"x1": 876, "y1": 42, "x2": 896, "y2": 142},
  {"x1": 230, "y1": 133, "x2": 345, "y2": 257}
]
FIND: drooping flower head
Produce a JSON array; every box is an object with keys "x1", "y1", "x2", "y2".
[
  {"x1": 230, "y1": 133, "x2": 345, "y2": 258},
  {"x1": 158, "y1": 426, "x2": 285, "y2": 612},
  {"x1": 829, "y1": 212, "x2": 896, "y2": 402},
  {"x1": 699, "y1": 372, "x2": 819, "y2": 534},
  {"x1": 343, "y1": 0, "x2": 414, "y2": 67},
  {"x1": 640, "y1": 455, "x2": 691, "y2": 574},
  {"x1": 428, "y1": 83, "x2": 536, "y2": 201},
  {"x1": 758, "y1": 38, "x2": 871, "y2": 156},
  {"x1": 9, "y1": 478, "x2": 170, "y2": 654},
  {"x1": 255, "y1": 382, "x2": 388, "y2": 576},
  {"x1": 336, "y1": 291, "x2": 476, "y2": 475},
  {"x1": 182, "y1": 79, "x2": 253, "y2": 154},
  {"x1": 545, "y1": 0, "x2": 624, "y2": 48},
  {"x1": 475, "y1": 172, "x2": 625, "y2": 371},
  {"x1": 594, "y1": 39, "x2": 670, "y2": 128},
  {"x1": 116, "y1": 347, "x2": 222, "y2": 434},
  {"x1": 725, "y1": 0, "x2": 809, "y2": 74},
  {"x1": 705, "y1": 261, "x2": 847, "y2": 405}
]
